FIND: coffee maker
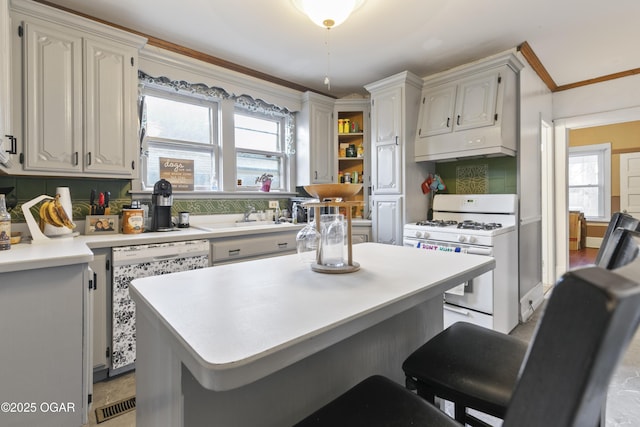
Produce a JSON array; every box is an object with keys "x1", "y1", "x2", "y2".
[{"x1": 151, "y1": 179, "x2": 173, "y2": 231}]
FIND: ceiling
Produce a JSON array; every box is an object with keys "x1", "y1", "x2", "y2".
[{"x1": 41, "y1": 0, "x2": 640, "y2": 98}]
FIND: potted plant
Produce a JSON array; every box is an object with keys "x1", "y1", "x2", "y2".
[{"x1": 256, "y1": 173, "x2": 273, "y2": 192}]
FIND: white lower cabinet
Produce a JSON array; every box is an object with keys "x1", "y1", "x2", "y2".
[
  {"x1": 89, "y1": 249, "x2": 111, "y2": 377},
  {"x1": 0, "y1": 263, "x2": 92, "y2": 426},
  {"x1": 352, "y1": 223, "x2": 372, "y2": 244},
  {"x1": 372, "y1": 196, "x2": 403, "y2": 245},
  {"x1": 211, "y1": 231, "x2": 297, "y2": 265}
]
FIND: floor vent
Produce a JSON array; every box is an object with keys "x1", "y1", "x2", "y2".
[{"x1": 95, "y1": 395, "x2": 136, "y2": 424}]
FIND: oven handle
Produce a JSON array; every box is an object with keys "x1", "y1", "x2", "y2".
[
  {"x1": 443, "y1": 305, "x2": 470, "y2": 316},
  {"x1": 467, "y1": 247, "x2": 492, "y2": 256}
]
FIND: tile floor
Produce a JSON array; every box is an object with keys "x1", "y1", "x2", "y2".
[
  {"x1": 86, "y1": 300, "x2": 640, "y2": 427},
  {"x1": 84, "y1": 372, "x2": 135, "y2": 427}
]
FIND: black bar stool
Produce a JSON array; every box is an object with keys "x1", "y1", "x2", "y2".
[{"x1": 294, "y1": 260, "x2": 640, "y2": 427}]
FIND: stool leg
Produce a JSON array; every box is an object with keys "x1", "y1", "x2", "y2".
[
  {"x1": 415, "y1": 385, "x2": 436, "y2": 404},
  {"x1": 454, "y1": 403, "x2": 466, "y2": 423}
]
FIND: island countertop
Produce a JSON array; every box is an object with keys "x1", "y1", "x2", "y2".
[{"x1": 130, "y1": 242, "x2": 495, "y2": 393}]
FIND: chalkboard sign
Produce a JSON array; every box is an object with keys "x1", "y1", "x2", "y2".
[{"x1": 160, "y1": 157, "x2": 194, "y2": 191}]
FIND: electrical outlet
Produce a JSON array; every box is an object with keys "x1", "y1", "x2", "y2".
[{"x1": 269, "y1": 200, "x2": 278, "y2": 208}]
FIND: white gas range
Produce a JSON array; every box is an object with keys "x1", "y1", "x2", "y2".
[{"x1": 403, "y1": 194, "x2": 519, "y2": 333}]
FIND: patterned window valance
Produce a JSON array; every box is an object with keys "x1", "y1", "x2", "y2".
[{"x1": 138, "y1": 71, "x2": 296, "y2": 155}]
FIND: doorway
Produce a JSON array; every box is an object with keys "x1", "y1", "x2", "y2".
[{"x1": 553, "y1": 107, "x2": 640, "y2": 278}]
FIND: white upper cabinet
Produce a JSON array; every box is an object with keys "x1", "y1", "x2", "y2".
[
  {"x1": 416, "y1": 84, "x2": 457, "y2": 137},
  {"x1": 0, "y1": 0, "x2": 12, "y2": 172},
  {"x1": 10, "y1": 0, "x2": 146, "y2": 177},
  {"x1": 296, "y1": 91, "x2": 335, "y2": 185},
  {"x1": 370, "y1": 86, "x2": 403, "y2": 194},
  {"x1": 415, "y1": 52, "x2": 523, "y2": 162},
  {"x1": 22, "y1": 19, "x2": 83, "y2": 173},
  {"x1": 84, "y1": 38, "x2": 138, "y2": 175},
  {"x1": 417, "y1": 71, "x2": 500, "y2": 138},
  {"x1": 452, "y1": 71, "x2": 500, "y2": 131}
]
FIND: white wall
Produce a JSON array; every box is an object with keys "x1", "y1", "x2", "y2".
[
  {"x1": 553, "y1": 74, "x2": 640, "y2": 120},
  {"x1": 552, "y1": 74, "x2": 640, "y2": 279},
  {"x1": 517, "y1": 51, "x2": 552, "y2": 320}
]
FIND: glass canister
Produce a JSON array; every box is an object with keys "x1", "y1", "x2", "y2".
[
  {"x1": 296, "y1": 219, "x2": 320, "y2": 263},
  {"x1": 319, "y1": 214, "x2": 345, "y2": 267}
]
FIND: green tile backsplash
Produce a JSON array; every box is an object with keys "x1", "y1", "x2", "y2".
[
  {"x1": 0, "y1": 176, "x2": 289, "y2": 222},
  {"x1": 435, "y1": 156, "x2": 517, "y2": 194}
]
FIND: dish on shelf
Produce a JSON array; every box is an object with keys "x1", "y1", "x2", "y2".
[{"x1": 304, "y1": 184, "x2": 362, "y2": 200}]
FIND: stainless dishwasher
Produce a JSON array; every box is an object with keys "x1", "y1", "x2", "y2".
[{"x1": 110, "y1": 239, "x2": 209, "y2": 375}]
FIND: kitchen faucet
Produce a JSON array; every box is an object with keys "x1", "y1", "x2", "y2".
[{"x1": 243, "y1": 205, "x2": 256, "y2": 222}]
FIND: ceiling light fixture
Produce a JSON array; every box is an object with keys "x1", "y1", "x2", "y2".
[
  {"x1": 292, "y1": 0, "x2": 366, "y2": 29},
  {"x1": 292, "y1": 0, "x2": 366, "y2": 90}
]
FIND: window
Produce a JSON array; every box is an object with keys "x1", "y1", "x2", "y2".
[
  {"x1": 138, "y1": 71, "x2": 295, "y2": 193},
  {"x1": 234, "y1": 111, "x2": 286, "y2": 190},
  {"x1": 568, "y1": 143, "x2": 611, "y2": 220},
  {"x1": 141, "y1": 90, "x2": 219, "y2": 191}
]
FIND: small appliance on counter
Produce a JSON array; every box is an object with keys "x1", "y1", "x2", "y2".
[{"x1": 151, "y1": 179, "x2": 173, "y2": 231}]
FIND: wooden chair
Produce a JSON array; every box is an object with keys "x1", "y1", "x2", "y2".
[
  {"x1": 294, "y1": 259, "x2": 640, "y2": 426},
  {"x1": 400, "y1": 219, "x2": 640, "y2": 426}
]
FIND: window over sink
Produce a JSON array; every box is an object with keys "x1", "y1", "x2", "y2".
[{"x1": 137, "y1": 71, "x2": 295, "y2": 194}]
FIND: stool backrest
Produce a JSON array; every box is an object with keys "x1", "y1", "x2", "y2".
[
  {"x1": 597, "y1": 228, "x2": 640, "y2": 270},
  {"x1": 503, "y1": 260, "x2": 640, "y2": 426},
  {"x1": 595, "y1": 212, "x2": 640, "y2": 266}
]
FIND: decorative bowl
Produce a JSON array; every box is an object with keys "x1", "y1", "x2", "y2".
[{"x1": 304, "y1": 184, "x2": 363, "y2": 200}]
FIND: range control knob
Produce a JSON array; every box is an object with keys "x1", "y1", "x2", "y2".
[
  {"x1": 468, "y1": 236, "x2": 477, "y2": 244},
  {"x1": 415, "y1": 231, "x2": 422, "y2": 239},
  {"x1": 457, "y1": 235, "x2": 467, "y2": 243}
]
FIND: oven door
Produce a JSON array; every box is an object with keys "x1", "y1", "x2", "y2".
[{"x1": 404, "y1": 238, "x2": 494, "y2": 314}]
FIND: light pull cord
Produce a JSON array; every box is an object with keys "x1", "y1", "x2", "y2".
[{"x1": 324, "y1": 27, "x2": 331, "y2": 90}]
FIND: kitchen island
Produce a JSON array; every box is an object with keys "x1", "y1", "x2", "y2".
[{"x1": 130, "y1": 242, "x2": 495, "y2": 427}]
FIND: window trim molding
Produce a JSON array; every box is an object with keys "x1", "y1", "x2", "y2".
[
  {"x1": 135, "y1": 71, "x2": 297, "y2": 193},
  {"x1": 139, "y1": 71, "x2": 296, "y2": 156},
  {"x1": 568, "y1": 142, "x2": 611, "y2": 221}
]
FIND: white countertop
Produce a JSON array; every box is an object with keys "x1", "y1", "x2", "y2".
[
  {"x1": 129, "y1": 242, "x2": 495, "y2": 391},
  {"x1": 0, "y1": 221, "x2": 304, "y2": 274}
]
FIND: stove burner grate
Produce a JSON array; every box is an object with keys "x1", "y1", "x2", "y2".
[
  {"x1": 416, "y1": 219, "x2": 458, "y2": 227},
  {"x1": 457, "y1": 220, "x2": 503, "y2": 230}
]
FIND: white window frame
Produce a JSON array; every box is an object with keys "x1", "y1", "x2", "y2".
[
  {"x1": 568, "y1": 142, "x2": 611, "y2": 221},
  {"x1": 140, "y1": 87, "x2": 220, "y2": 191},
  {"x1": 234, "y1": 108, "x2": 288, "y2": 192}
]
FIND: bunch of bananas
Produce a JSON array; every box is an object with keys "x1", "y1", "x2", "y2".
[{"x1": 39, "y1": 194, "x2": 76, "y2": 230}]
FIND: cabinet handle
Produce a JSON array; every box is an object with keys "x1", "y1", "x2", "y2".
[
  {"x1": 456, "y1": 115, "x2": 461, "y2": 126},
  {"x1": 228, "y1": 249, "x2": 241, "y2": 256},
  {"x1": 131, "y1": 160, "x2": 136, "y2": 170},
  {"x1": 395, "y1": 136, "x2": 398, "y2": 145},
  {"x1": 277, "y1": 242, "x2": 288, "y2": 249},
  {"x1": 74, "y1": 152, "x2": 79, "y2": 166},
  {"x1": 446, "y1": 118, "x2": 450, "y2": 128},
  {"x1": 314, "y1": 171, "x2": 318, "y2": 180},
  {"x1": 87, "y1": 152, "x2": 92, "y2": 166},
  {"x1": 4, "y1": 135, "x2": 17, "y2": 154}
]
